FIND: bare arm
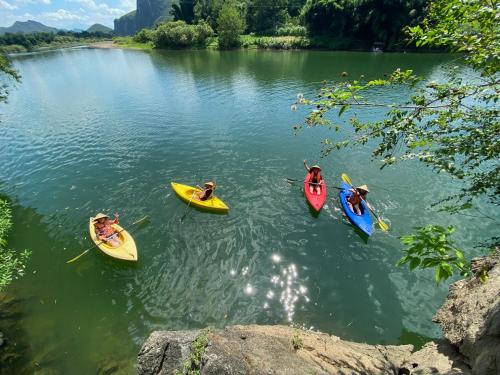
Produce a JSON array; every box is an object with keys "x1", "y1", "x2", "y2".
[{"x1": 303, "y1": 160, "x2": 310, "y2": 172}]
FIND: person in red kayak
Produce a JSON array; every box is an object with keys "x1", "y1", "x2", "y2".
[
  {"x1": 304, "y1": 160, "x2": 323, "y2": 195},
  {"x1": 93, "y1": 213, "x2": 121, "y2": 247},
  {"x1": 197, "y1": 181, "x2": 215, "y2": 201},
  {"x1": 347, "y1": 185, "x2": 370, "y2": 215}
]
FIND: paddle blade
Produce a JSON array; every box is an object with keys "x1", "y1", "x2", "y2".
[
  {"x1": 66, "y1": 249, "x2": 90, "y2": 264},
  {"x1": 341, "y1": 173, "x2": 353, "y2": 186},
  {"x1": 377, "y1": 218, "x2": 389, "y2": 231}
]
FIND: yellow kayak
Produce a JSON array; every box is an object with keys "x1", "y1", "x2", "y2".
[
  {"x1": 171, "y1": 182, "x2": 229, "y2": 213},
  {"x1": 89, "y1": 215, "x2": 138, "y2": 261}
]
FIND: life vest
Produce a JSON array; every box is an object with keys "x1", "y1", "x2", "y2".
[
  {"x1": 348, "y1": 190, "x2": 365, "y2": 205},
  {"x1": 95, "y1": 222, "x2": 115, "y2": 238},
  {"x1": 310, "y1": 170, "x2": 322, "y2": 184},
  {"x1": 200, "y1": 188, "x2": 213, "y2": 201}
]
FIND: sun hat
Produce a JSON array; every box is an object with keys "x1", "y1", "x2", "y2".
[
  {"x1": 356, "y1": 185, "x2": 370, "y2": 193},
  {"x1": 310, "y1": 165, "x2": 321, "y2": 171},
  {"x1": 204, "y1": 182, "x2": 215, "y2": 187},
  {"x1": 93, "y1": 213, "x2": 109, "y2": 222}
]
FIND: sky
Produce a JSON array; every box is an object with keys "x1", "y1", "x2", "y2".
[{"x1": 0, "y1": 0, "x2": 136, "y2": 29}]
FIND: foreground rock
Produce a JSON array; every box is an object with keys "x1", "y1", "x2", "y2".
[
  {"x1": 138, "y1": 251, "x2": 499, "y2": 375},
  {"x1": 433, "y1": 250, "x2": 500, "y2": 375},
  {"x1": 138, "y1": 325, "x2": 413, "y2": 375}
]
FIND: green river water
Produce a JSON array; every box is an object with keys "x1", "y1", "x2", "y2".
[{"x1": 0, "y1": 48, "x2": 497, "y2": 374}]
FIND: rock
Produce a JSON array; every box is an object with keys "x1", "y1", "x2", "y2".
[
  {"x1": 138, "y1": 325, "x2": 413, "y2": 375},
  {"x1": 433, "y1": 250, "x2": 500, "y2": 375},
  {"x1": 113, "y1": 0, "x2": 172, "y2": 36},
  {"x1": 401, "y1": 340, "x2": 471, "y2": 375},
  {"x1": 137, "y1": 330, "x2": 200, "y2": 375}
]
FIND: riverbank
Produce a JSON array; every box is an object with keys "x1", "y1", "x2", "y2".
[
  {"x1": 139, "y1": 251, "x2": 499, "y2": 374},
  {"x1": 0, "y1": 38, "x2": 112, "y2": 54},
  {"x1": 112, "y1": 34, "x2": 418, "y2": 52}
]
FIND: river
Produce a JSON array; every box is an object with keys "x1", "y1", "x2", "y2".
[{"x1": 0, "y1": 48, "x2": 496, "y2": 374}]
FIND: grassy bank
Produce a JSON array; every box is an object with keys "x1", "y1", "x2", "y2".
[
  {"x1": 0, "y1": 34, "x2": 112, "y2": 54},
  {"x1": 113, "y1": 34, "x2": 373, "y2": 52}
]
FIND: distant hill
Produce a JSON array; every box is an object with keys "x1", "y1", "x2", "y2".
[
  {"x1": 87, "y1": 24, "x2": 113, "y2": 34},
  {"x1": 0, "y1": 20, "x2": 58, "y2": 35}
]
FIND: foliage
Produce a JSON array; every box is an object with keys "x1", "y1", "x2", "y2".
[
  {"x1": 0, "y1": 198, "x2": 30, "y2": 292},
  {"x1": 0, "y1": 53, "x2": 19, "y2": 103},
  {"x1": 397, "y1": 225, "x2": 470, "y2": 283},
  {"x1": 300, "y1": 0, "x2": 426, "y2": 48},
  {"x1": 171, "y1": 0, "x2": 195, "y2": 24},
  {"x1": 249, "y1": 35, "x2": 310, "y2": 49},
  {"x1": 291, "y1": 330, "x2": 303, "y2": 350},
  {"x1": 152, "y1": 20, "x2": 214, "y2": 48},
  {"x1": 296, "y1": 0, "x2": 499, "y2": 280},
  {"x1": 133, "y1": 28, "x2": 154, "y2": 43},
  {"x1": 217, "y1": 2, "x2": 246, "y2": 49},
  {"x1": 276, "y1": 23, "x2": 307, "y2": 37},
  {"x1": 179, "y1": 329, "x2": 210, "y2": 375},
  {"x1": 247, "y1": 0, "x2": 288, "y2": 35}
]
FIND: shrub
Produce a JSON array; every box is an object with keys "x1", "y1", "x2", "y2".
[
  {"x1": 133, "y1": 28, "x2": 154, "y2": 43},
  {"x1": 254, "y1": 36, "x2": 310, "y2": 49},
  {"x1": 152, "y1": 20, "x2": 214, "y2": 48},
  {"x1": 276, "y1": 24, "x2": 307, "y2": 37}
]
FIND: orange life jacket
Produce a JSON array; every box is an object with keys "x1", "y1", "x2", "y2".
[
  {"x1": 95, "y1": 222, "x2": 115, "y2": 238},
  {"x1": 348, "y1": 190, "x2": 366, "y2": 205}
]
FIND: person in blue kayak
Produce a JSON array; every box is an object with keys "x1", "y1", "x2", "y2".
[
  {"x1": 347, "y1": 185, "x2": 370, "y2": 215},
  {"x1": 197, "y1": 181, "x2": 215, "y2": 201},
  {"x1": 304, "y1": 160, "x2": 323, "y2": 195}
]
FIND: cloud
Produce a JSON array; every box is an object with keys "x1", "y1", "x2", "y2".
[
  {"x1": 14, "y1": 0, "x2": 51, "y2": 5},
  {"x1": 67, "y1": 0, "x2": 125, "y2": 15},
  {"x1": 39, "y1": 8, "x2": 88, "y2": 21},
  {"x1": 119, "y1": 0, "x2": 134, "y2": 12},
  {"x1": 0, "y1": 0, "x2": 17, "y2": 10}
]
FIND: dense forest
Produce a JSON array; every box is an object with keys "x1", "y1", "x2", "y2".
[{"x1": 151, "y1": 0, "x2": 427, "y2": 49}]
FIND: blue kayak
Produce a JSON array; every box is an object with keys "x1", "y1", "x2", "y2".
[{"x1": 339, "y1": 181, "x2": 373, "y2": 236}]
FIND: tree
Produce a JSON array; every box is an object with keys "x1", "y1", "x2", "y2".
[
  {"x1": 296, "y1": 0, "x2": 499, "y2": 282},
  {"x1": 247, "y1": 0, "x2": 288, "y2": 34},
  {"x1": 217, "y1": 2, "x2": 246, "y2": 49},
  {"x1": 170, "y1": 0, "x2": 195, "y2": 24}
]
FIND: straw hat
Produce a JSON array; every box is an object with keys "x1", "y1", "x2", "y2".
[
  {"x1": 204, "y1": 181, "x2": 215, "y2": 188},
  {"x1": 356, "y1": 185, "x2": 370, "y2": 193},
  {"x1": 93, "y1": 213, "x2": 109, "y2": 222},
  {"x1": 310, "y1": 165, "x2": 321, "y2": 171}
]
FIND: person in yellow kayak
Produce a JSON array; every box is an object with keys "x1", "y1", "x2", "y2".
[
  {"x1": 93, "y1": 213, "x2": 121, "y2": 247},
  {"x1": 347, "y1": 185, "x2": 370, "y2": 215},
  {"x1": 197, "y1": 181, "x2": 215, "y2": 201},
  {"x1": 304, "y1": 160, "x2": 323, "y2": 195}
]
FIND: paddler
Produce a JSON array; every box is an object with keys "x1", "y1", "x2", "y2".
[
  {"x1": 93, "y1": 213, "x2": 121, "y2": 247},
  {"x1": 347, "y1": 185, "x2": 370, "y2": 215},
  {"x1": 197, "y1": 181, "x2": 215, "y2": 201},
  {"x1": 304, "y1": 160, "x2": 323, "y2": 195}
]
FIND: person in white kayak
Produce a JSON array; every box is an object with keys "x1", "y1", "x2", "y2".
[{"x1": 304, "y1": 160, "x2": 323, "y2": 195}]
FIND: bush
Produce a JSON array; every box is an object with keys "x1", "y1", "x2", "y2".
[
  {"x1": 276, "y1": 24, "x2": 307, "y2": 37},
  {"x1": 133, "y1": 28, "x2": 154, "y2": 43},
  {"x1": 152, "y1": 20, "x2": 214, "y2": 48},
  {"x1": 254, "y1": 36, "x2": 310, "y2": 49}
]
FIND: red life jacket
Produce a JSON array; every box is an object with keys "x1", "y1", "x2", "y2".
[
  {"x1": 310, "y1": 170, "x2": 322, "y2": 184},
  {"x1": 95, "y1": 222, "x2": 115, "y2": 238}
]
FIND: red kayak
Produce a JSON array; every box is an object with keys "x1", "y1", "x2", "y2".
[{"x1": 304, "y1": 172, "x2": 327, "y2": 212}]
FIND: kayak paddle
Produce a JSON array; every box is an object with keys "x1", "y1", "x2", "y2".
[
  {"x1": 66, "y1": 215, "x2": 148, "y2": 264},
  {"x1": 180, "y1": 190, "x2": 197, "y2": 223},
  {"x1": 341, "y1": 173, "x2": 389, "y2": 231}
]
